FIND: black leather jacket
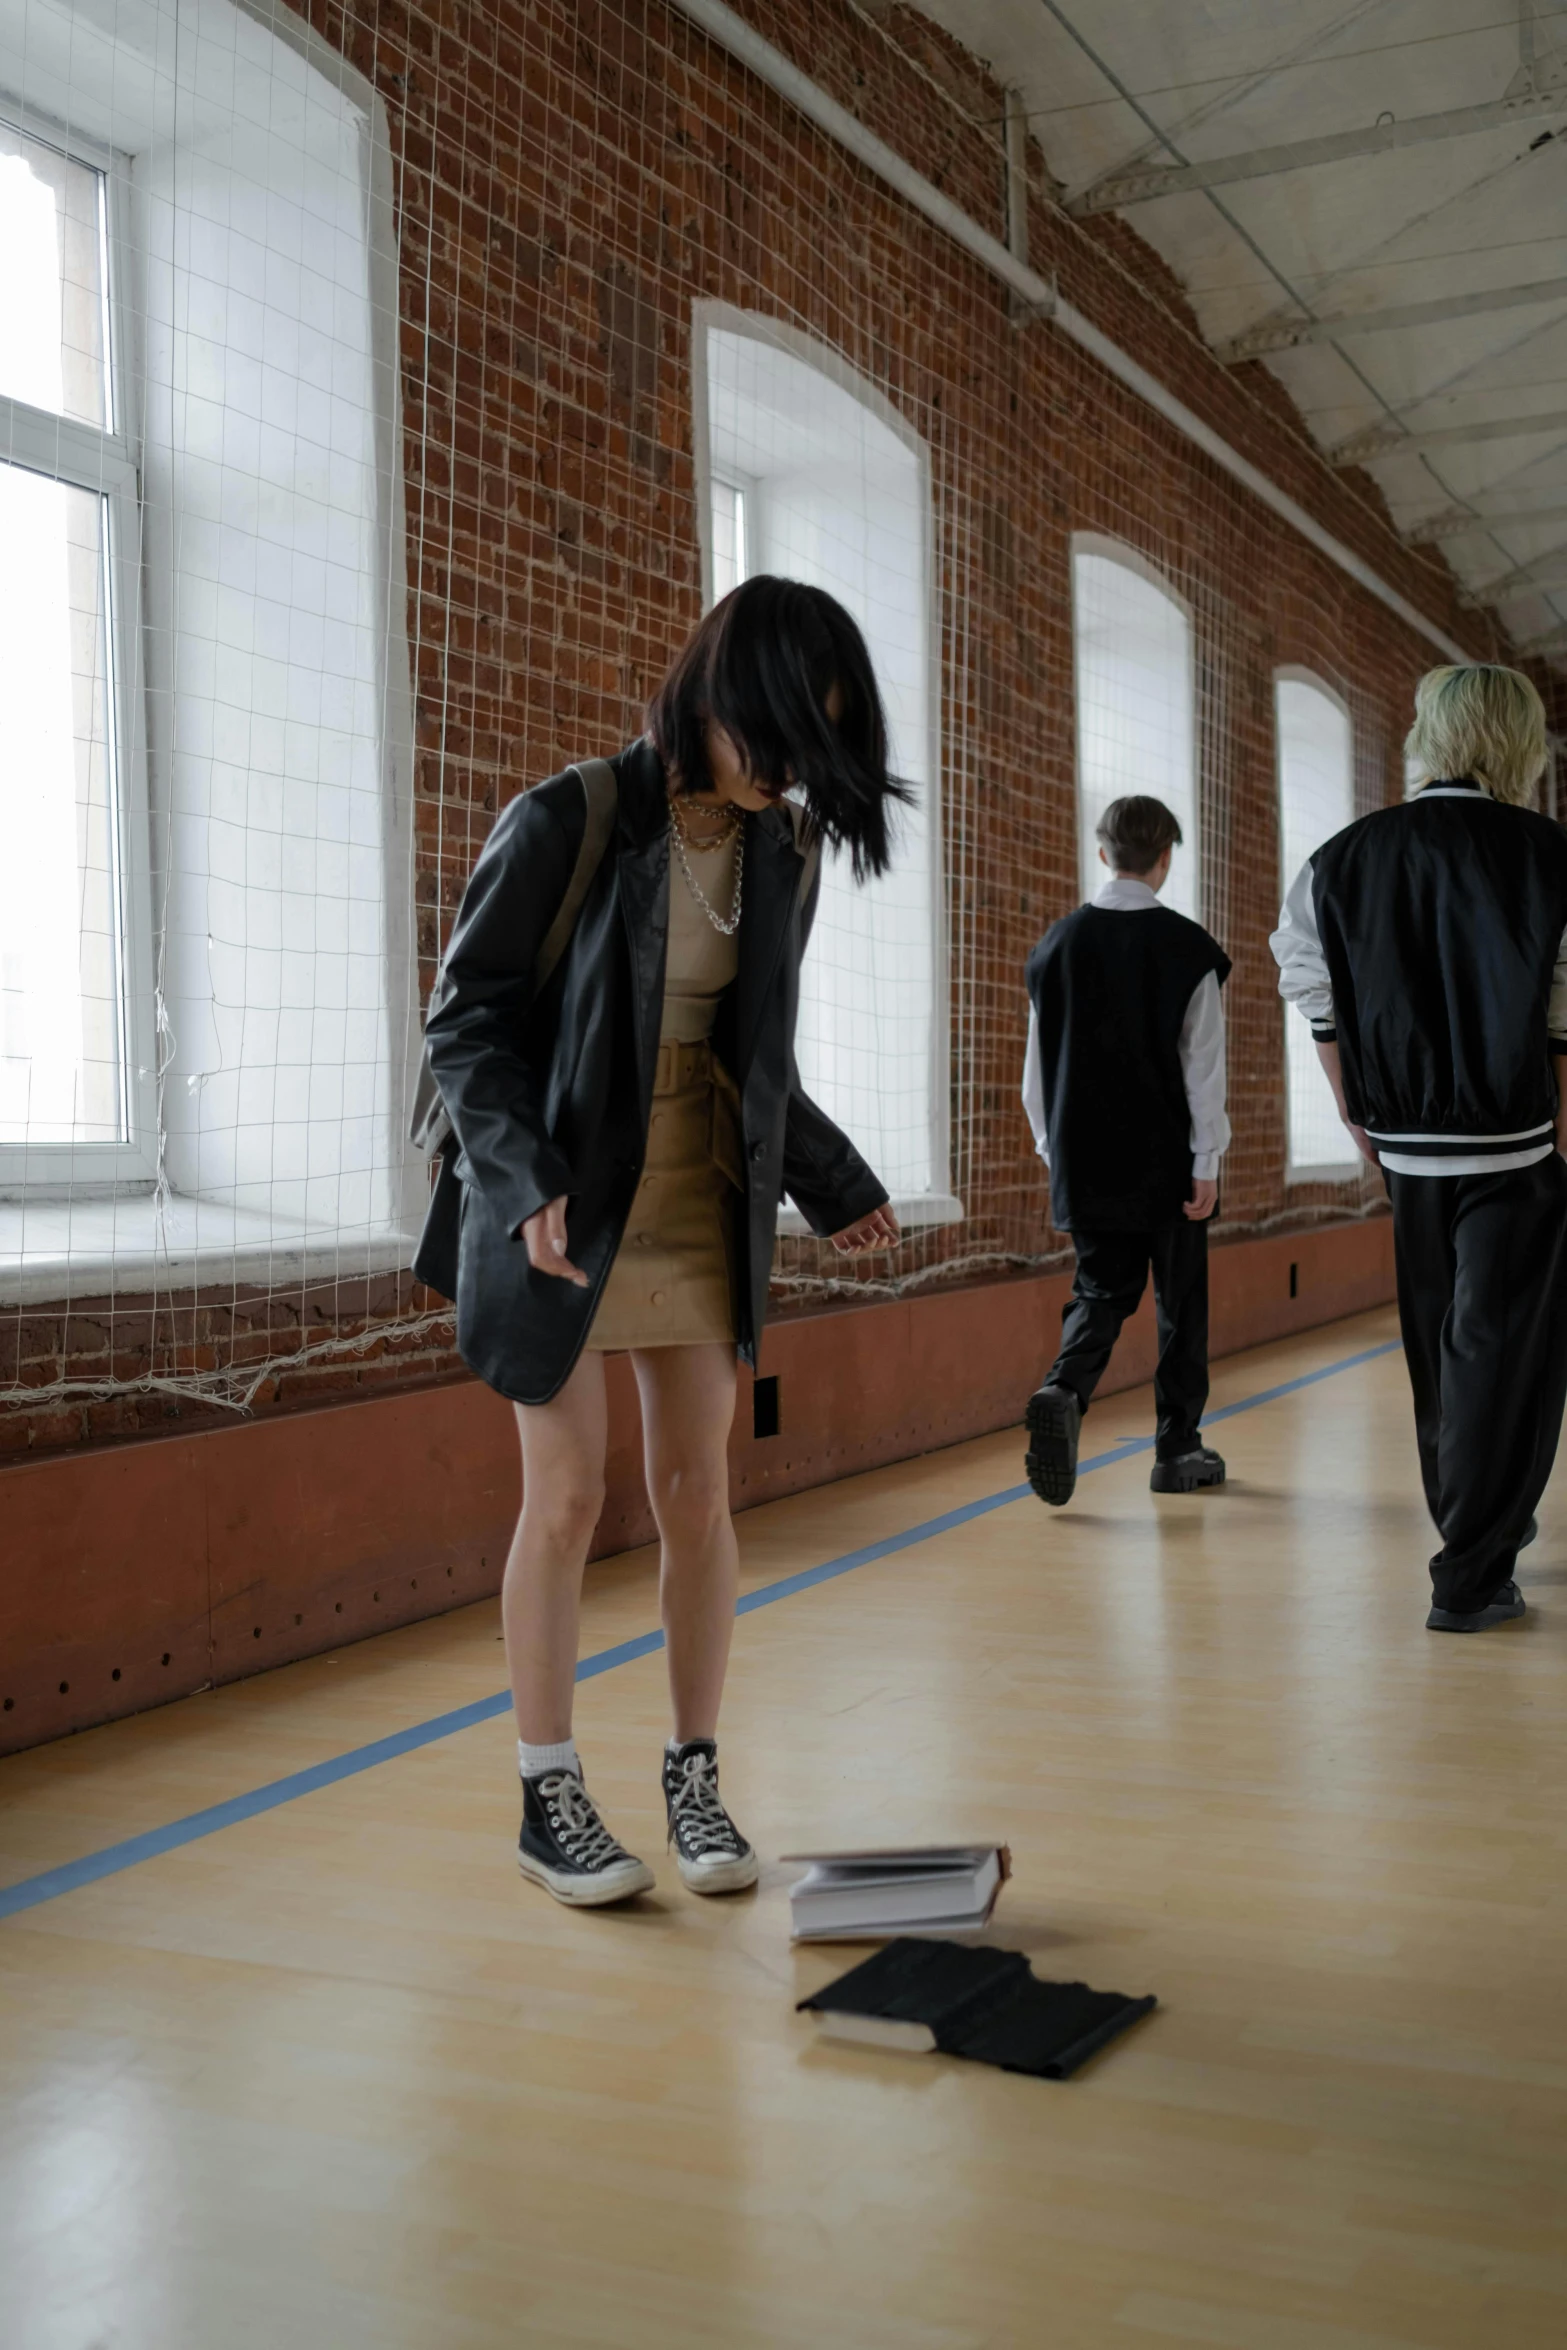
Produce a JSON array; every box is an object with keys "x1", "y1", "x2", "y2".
[{"x1": 416, "y1": 737, "x2": 888, "y2": 1403}]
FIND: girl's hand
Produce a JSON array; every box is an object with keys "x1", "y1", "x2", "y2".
[
  {"x1": 1184, "y1": 1179, "x2": 1218, "y2": 1222},
  {"x1": 520, "y1": 1195, "x2": 589, "y2": 1286},
  {"x1": 829, "y1": 1203, "x2": 901, "y2": 1254}
]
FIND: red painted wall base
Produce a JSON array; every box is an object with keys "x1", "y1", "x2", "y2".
[{"x1": 1, "y1": 1217, "x2": 1394, "y2": 1755}]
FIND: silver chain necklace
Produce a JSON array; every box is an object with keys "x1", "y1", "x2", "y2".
[{"x1": 669, "y1": 807, "x2": 744, "y2": 936}]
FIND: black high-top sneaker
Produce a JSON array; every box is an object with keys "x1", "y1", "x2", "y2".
[
  {"x1": 517, "y1": 1766, "x2": 654, "y2": 1906},
  {"x1": 662, "y1": 1739, "x2": 759, "y2": 1894},
  {"x1": 1150, "y1": 1445, "x2": 1226, "y2": 1494},
  {"x1": 1024, "y1": 1384, "x2": 1081, "y2": 1506}
]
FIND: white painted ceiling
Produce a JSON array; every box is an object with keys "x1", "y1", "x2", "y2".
[{"x1": 908, "y1": 0, "x2": 1567, "y2": 664}]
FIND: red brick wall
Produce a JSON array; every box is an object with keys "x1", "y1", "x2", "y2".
[{"x1": 0, "y1": 0, "x2": 1531, "y2": 1461}]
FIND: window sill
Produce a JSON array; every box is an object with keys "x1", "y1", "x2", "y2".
[
  {"x1": 0, "y1": 1194, "x2": 420, "y2": 1306},
  {"x1": 775, "y1": 1193, "x2": 964, "y2": 1238},
  {"x1": 1284, "y1": 1164, "x2": 1367, "y2": 1187}
]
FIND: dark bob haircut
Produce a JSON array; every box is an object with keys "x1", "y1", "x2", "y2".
[
  {"x1": 1096, "y1": 794, "x2": 1183, "y2": 876},
  {"x1": 646, "y1": 575, "x2": 913, "y2": 881}
]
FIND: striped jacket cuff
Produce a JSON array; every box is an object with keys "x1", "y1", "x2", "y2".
[{"x1": 1365, "y1": 1123, "x2": 1553, "y2": 1161}]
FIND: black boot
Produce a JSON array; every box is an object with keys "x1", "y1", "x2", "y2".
[
  {"x1": 1150, "y1": 1445, "x2": 1226, "y2": 1494},
  {"x1": 1024, "y1": 1384, "x2": 1082, "y2": 1506}
]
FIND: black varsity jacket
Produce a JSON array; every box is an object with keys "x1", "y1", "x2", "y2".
[{"x1": 1272, "y1": 780, "x2": 1567, "y2": 1176}]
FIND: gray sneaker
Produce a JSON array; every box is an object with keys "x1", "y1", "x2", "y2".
[{"x1": 1426, "y1": 1581, "x2": 1527, "y2": 1634}]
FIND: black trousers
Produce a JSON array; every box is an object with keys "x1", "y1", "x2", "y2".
[
  {"x1": 1045, "y1": 1220, "x2": 1210, "y2": 1462},
  {"x1": 1389, "y1": 1154, "x2": 1567, "y2": 1613}
]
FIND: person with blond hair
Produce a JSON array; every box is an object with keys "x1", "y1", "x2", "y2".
[{"x1": 1272, "y1": 663, "x2": 1567, "y2": 1633}]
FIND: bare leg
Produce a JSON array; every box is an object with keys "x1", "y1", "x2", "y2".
[
  {"x1": 504, "y1": 1351, "x2": 608, "y2": 1743},
  {"x1": 631, "y1": 1344, "x2": 739, "y2": 1741}
]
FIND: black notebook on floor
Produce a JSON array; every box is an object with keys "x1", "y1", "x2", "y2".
[{"x1": 797, "y1": 1938, "x2": 1155, "y2": 2079}]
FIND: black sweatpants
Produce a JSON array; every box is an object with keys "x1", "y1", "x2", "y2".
[
  {"x1": 1045, "y1": 1219, "x2": 1210, "y2": 1462},
  {"x1": 1389, "y1": 1153, "x2": 1567, "y2": 1614}
]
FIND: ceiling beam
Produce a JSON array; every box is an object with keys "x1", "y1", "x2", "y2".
[
  {"x1": 1216, "y1": 275, "x2": 1567, "y2": 362},
  {"x1": 1409, "y1": 501, "x2": 1567, "y2": 541},
  {"x1": 1069, "y1": 90, "x2": 1567, "y2": 216},
  {"x1": 1078, "y1": 0, "x2": 1388, "y2": 190},
  {"x1": 1330, "y1": 407, "x2": 1567, "y2": 467}
]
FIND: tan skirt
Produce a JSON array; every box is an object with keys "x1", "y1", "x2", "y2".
[{"x1": 586, "y1": 1038, "x2": 742, "y2": 1351}]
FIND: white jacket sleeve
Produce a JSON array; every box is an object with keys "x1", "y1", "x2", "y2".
[
  {"x1": 1021, "y1": 1004, "x2": 1048, "y2": 1162},
  {"x1": 1271, "y1": 858, "x2": 1336, "y2": 1038},
  {"x1": 1178, "y1": 972, "x2": 1230, "y2": 1182}
]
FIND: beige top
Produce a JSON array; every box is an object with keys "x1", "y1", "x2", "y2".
[{"x1": 662, "y1": 828, "x2": 740, "y2": 1042}]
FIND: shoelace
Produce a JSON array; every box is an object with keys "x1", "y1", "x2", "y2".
[
  {"x1": 539, "y1": 1770, "x2": 628, "y2": 1872},
  {"x1": 667, "y1": 1749, "x2": 744, "y2": 1856}
]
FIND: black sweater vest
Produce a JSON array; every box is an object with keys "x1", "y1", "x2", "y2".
[{"x1": 1026, "y1": 904, "x2": 1230, "y2": 1232}]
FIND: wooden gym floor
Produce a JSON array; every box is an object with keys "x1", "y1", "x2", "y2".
[{"x1": 4, "y1": 1303, "x2": 1567, "y2": 2349}]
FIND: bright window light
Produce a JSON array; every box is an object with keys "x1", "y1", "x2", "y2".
[
  {"x1": 711, "y1": 477, "x2": 748, "y2": 599},
  {"x1": 0, "y1": 466, "x2": 121, "y2": 1146},
  {"x1": 1072, "y1": 542, "x2": 1197, "y2": 920},
  {"x1": 1276, "y1": 673, "x2": 1355, "y2": 1176},
  {"x1": 0, "y1": 122, "x2": 109, "y2": 427},
  {"x1": 0, "y1": 118, "x2": 125, "y2": 1156},
  {"x1": 702, "y1": 314, "x2": 947, "y2": 1212}
]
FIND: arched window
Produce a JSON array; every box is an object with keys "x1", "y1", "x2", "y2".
[
  {"x1": 696, "y1": 305, "x2": 956, "y2": 1224},
  {"x1": 1276, "y1": 672, "x2": 1357, "y2": 1176},
  {"x1": 1071, "y1": 539, "x2": 1197, "y2": 920}
]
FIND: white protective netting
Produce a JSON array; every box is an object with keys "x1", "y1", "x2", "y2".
[{"x1": 1, "y1": 0, "x2": 1412, "y2": 1434}]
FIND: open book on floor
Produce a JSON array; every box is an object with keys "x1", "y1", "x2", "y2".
[
  {"x1": 798, "y1": 1938, "x2": 1157, "y2": 2079},
  {"x1": 782, "y1": 1845, "x2": 1010, "y2": 1942}
]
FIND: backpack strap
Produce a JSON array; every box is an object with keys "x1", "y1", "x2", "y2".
[
  {"x1": 532, "y1": 758, "x2": 619, "y2": 1001},
  {"x1": 410, "y1": 756, "x2": 620, "y2": 1157}
]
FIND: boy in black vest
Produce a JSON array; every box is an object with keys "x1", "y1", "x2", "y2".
[
  {"x1": 1273, "y1": 663, "x2": 1567, "y2": 1634},
  {"x1": 1022, "y1": 795, "x2": 1232, "y2": 1506}
]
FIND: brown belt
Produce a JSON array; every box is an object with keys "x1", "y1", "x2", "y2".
[{"x1": 652, "y1": 1038, "x2": 715, "y2": 1095}]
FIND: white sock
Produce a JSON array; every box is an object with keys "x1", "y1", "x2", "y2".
[
  {"x1": 519, "y1": 1736, "x2": 578, "y2": 1780},
  {"x1": 667, "y1": 1735, "x2": 713, "y2": 1754}
]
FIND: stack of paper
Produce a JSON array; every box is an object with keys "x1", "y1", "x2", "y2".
[{"x1": 783, "y1": 1845, "x2": 1009, "y2": 1942}]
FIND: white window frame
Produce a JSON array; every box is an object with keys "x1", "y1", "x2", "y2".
[
  {"x1": 1276, "y1": 665, "x2": 1361, "y2": 1186},
  {"x1": 0, "y1": 105, "x2": 157, "y2": 1197},
  {"x1": 1069, "y1": 532, "x2": 1200, "y2": 918},
  {"x1": 708, "y1": 467, "x2": 753, "y2": 602},
  {"x1": 691, "y1": 300, "x2": 958, "y2": 1230}
]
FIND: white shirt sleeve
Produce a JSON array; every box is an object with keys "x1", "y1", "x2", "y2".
[
  {"x1": 1270, "y1": 857, "x2": 1336, "y2": 1036},
  {"x1": 1179, "y1": 971, "x2": 1230, "y2": 1182},
  {"x1": 1021, "y1": 1003, "x2": 1048, "y2": 1162},
  {"x1": 1551, "y1": 922, "x2": 1567, "y2": 1049}
]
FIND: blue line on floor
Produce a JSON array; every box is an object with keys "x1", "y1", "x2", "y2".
[{"x1": 0, "y1": 1334, "x2": 1402, "y2": 1924}]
